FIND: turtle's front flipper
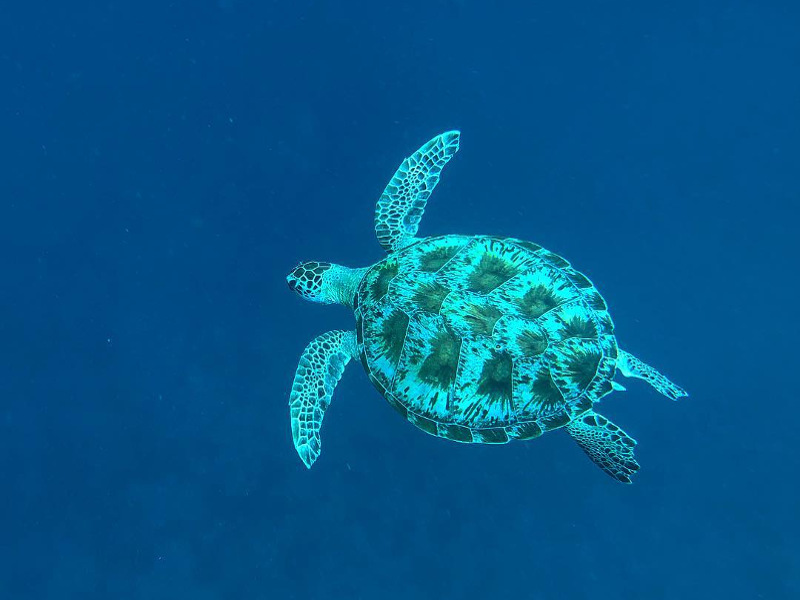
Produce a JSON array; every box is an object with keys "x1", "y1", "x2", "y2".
[
  {"x1": 566, "y1": 411, "x2": 640, "y2": 483},
  {"x1": 289, "y1": 330, "x2": 358, "y2": 468},
  {"x1": 617, "y1": 350, "x2": 688, "y2": 401},
  {"x1": 375, "y1": 131, "x2": 460, "y2": 253}
]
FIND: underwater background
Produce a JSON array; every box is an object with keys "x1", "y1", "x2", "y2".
[{"x1": 1, "y1": 1, "x2": 798, "y2": 598}]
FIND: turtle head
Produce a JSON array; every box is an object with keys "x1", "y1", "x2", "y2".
[
  {"x1": 287, "y1": 261, "x2": 333, "y2": 302},
  {"x1": 287, "y1": 261, "x2": 364, "y2": 307}
]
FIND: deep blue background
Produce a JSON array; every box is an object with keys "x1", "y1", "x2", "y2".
[{"x1": 1, "y1": 1, "x2": 798, "y2": 598}]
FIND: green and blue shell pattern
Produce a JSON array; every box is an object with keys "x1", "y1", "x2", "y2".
[{"x1": 353, "y1": 234, "x2": 618, "y2": 444}]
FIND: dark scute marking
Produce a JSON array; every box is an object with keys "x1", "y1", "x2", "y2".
[
  {"x1": 540, "y1": 410, "x2": 571, "y2": 431},
  {"x1": 590, "y1": 379, "x2": 614, "y2": 401},
  {"x1": 510, "y1": 421, "x2": 542, "y2": 440},
  {"x1": 410, "y1": 412, "x2": 439, "y2": 436},
  {"x1": 438, "y1": 423, "x2": 474, "y2": 442},
  {"x1": 418, "y1": 329, "x2": 461, "y2": 389},
  {"x1": 477, "y1": 351, "x2": 514, "y2": 403},
  {"x1": 512, "y1": 239, "x2": 542, "y2": 253},
  {"x1": 570, "y1": 272, "x2": 592, "y2": 289},
  {"x1": 563, "y1": 316, "x2": 598, "y2": 339},
  {"x1": 367, "y1": 370, "x2": 387, "y2": 396},
  {"x1": 585, "y1": 289, "x2": 608, "y2": 311},
  {"x1": 474, "y1": 427, "x2": 509, "y2": 444},
  {"x1": 463, "y1": 303, "x2": 504, "y2": 336},
  {"x1": 518, "y1": 329, "x2": 548, "y2": 356},
  {"x1": 519, "y1": 285, "x2": 559, "y2": 319},
  {"x1": 380, "y1": 311, "x2": 409, "y2": 363},
  {"x1": 531, "y1": 369, "x2": 565, "y2": 412},
  {"x1": 356, "y1": 315, "x2": 364, "y2": 346},
  {"x1": 468, "y1": 253, "x2": 519, "y2": 294},
  {"x1": 542, "y1": 252, "x2": 570, "y2": 268},
  {"x1": 371, "y1": 261, "x2": 399, "y2": 299},
  {"x1": 566, "y1": 346, "x2": 603, "y2": 390},
  {"x1": 571, "y1": 390, "x2": 595, "y2": 415},
  {"x1": 385, "y1": 394, "x2": 408, "y2": 419},
  {"x1": 597, "y1": 311, "x2": 614, "y2": 333},
  {"x1": 582, "y1": 414, "x2": 598, "y2": 427},
  {"x1": 414, "y1": 282, "x2": 450, "y2": 313},
  {"x1": 419, "y1": 243, "x2": 463, "y2": 272}
]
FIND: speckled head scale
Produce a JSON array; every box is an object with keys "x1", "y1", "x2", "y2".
[{"x1": 286, "y1": 261, "x2": 333, "y2": 302}]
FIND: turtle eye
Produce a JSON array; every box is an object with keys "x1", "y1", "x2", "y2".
[{"x1": 287, "y1": 264, "x2": 309, "y2": 294}]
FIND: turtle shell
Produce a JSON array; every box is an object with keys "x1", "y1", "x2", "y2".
[{"x1": 354, "y1": 235, "x2": 618, "y2": 444}]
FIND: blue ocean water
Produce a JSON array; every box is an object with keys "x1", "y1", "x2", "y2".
[{"x1": 1, "y1": 1, "x2": 798, "y2": 598}]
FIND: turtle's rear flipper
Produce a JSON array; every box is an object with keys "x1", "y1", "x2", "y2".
[
  {"x1": 566, "y1": 411, "x2": 639, "y2": 483},
  {"x1": 290, "y1": 330, "x2": 357, "y2": 468},
  {"x1": 617, "y1": 350, "x2": 688, "y2": 401}
]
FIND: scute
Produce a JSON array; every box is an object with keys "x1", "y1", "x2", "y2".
[
  {"x1": 355, "y1": 234, "x2": 618, "y2": 442},
  {"x1": 451, "y1": 337, "x2": 514, "y2": 428}
]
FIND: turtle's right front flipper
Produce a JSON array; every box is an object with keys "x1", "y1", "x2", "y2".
[
  {"x1": 375, "y1": 131, "x2": 460, "y2": 253},
  {"x1": 290, "y1": 330, "x2": 357, "y2": 468}
]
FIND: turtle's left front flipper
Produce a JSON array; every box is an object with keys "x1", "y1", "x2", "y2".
[
  {"x1": 290, "y1": 330, "x2": 358, "y2": 468},
  {"x1": 617, "y1": 350, "x2": 688, "y2": 401},
  {"x1": 375, "y1": 130, "x2": 460, "y2": 253}
]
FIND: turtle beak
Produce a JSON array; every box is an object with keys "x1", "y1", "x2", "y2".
[{"x1": 286, "y1": 273, "x2": 299, "y2": 292}]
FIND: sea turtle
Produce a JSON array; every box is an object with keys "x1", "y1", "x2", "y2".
[{"x1": 286, "y1": 131, "x2": 687, "y2": 482}]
